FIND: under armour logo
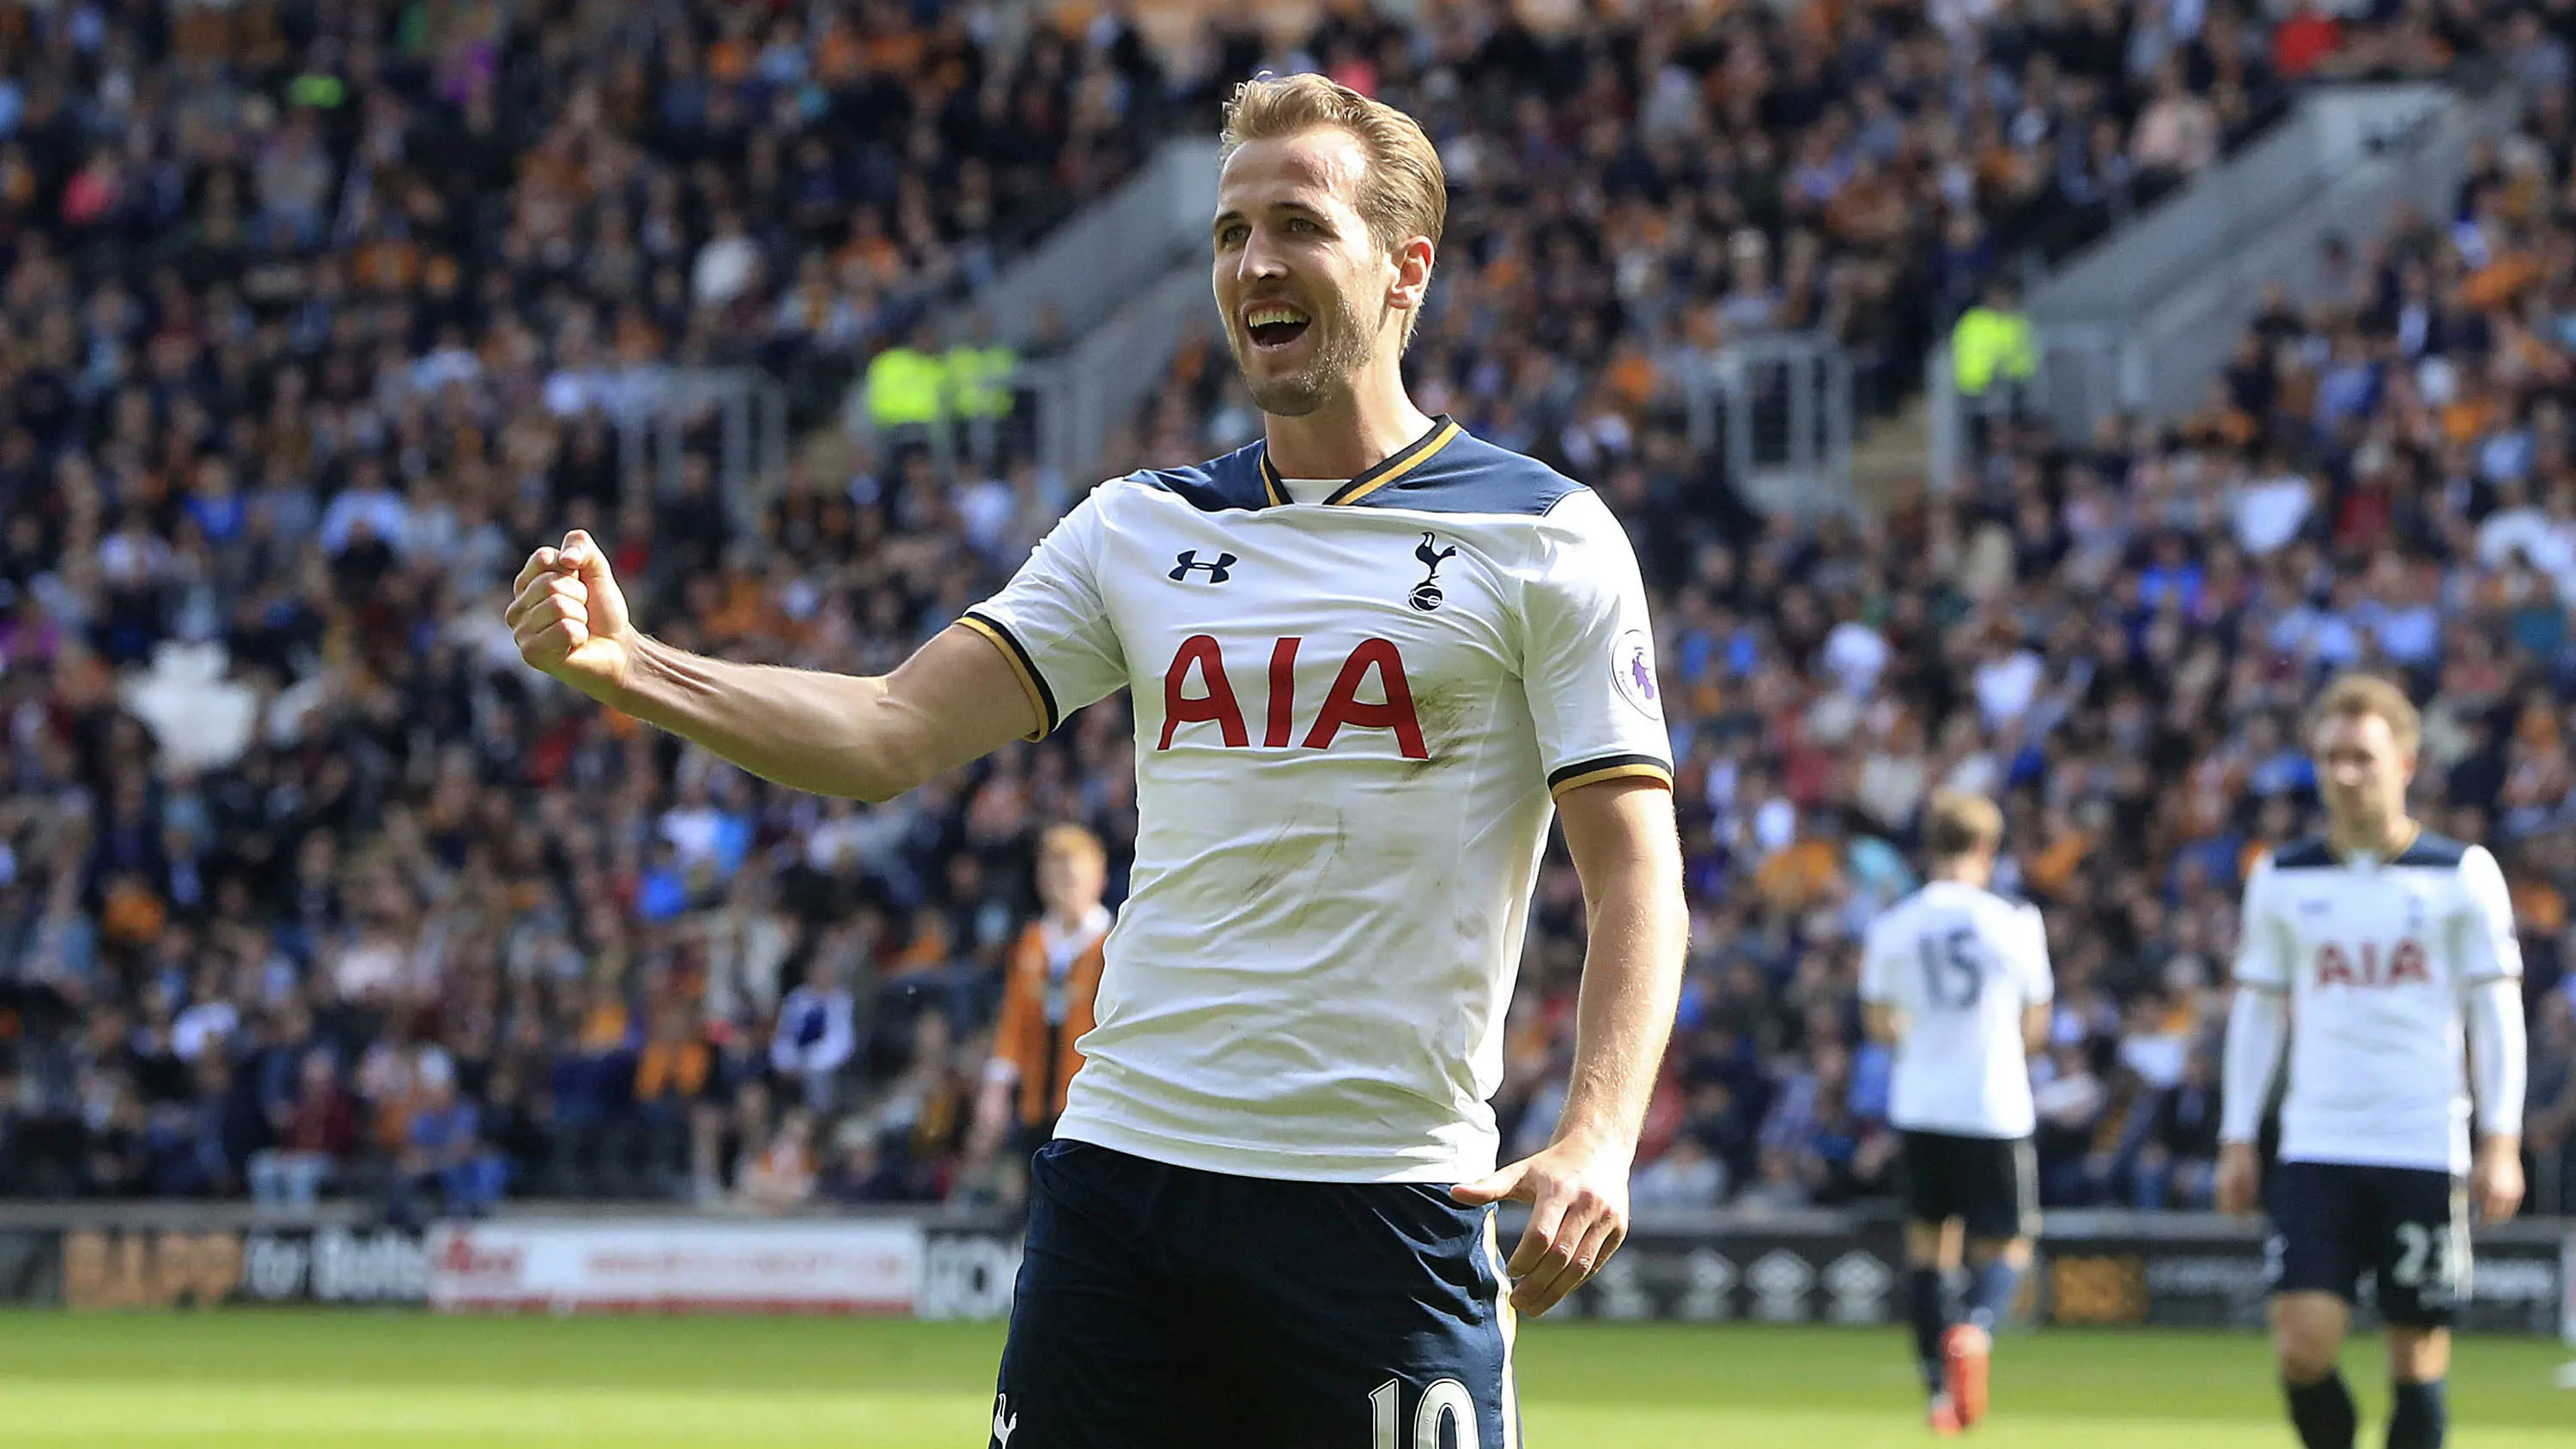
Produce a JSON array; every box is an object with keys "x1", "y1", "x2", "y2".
[
  {"x1": 1170, "y1": 549, "x2": 1237, "y2": 583},
  {"x1": 993, "y1": 1394, "x2": 1018, "y2": 1447},
  {"x1": 1409, "y1": 532, "x2": 1458, "y2": 612}
]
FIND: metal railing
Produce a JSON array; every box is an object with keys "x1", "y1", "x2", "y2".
[
  {"x1": 1683, "y1": 332, "x2": 1855, "y2": 518},
  {"x1": 1964, "y1": 77, "x2": 2526, "y2": 484},
  {"x1": 1927, "y1": 324, "x2": 2132, "y2": 493},
  {"x1": 610, "y1": 367, "x2": 792, "y2": 537}
]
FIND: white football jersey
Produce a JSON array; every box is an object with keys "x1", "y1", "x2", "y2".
[
  {"x1": 1859, "y1": 881, "x2": 2053, "y2": 1138},
  {"x1": 960, "y1": 418, "x2": 1673, "y2": 1182},
  {"x1": 2234, "y1": 833, "x2": 2522, "y2": 1174}
]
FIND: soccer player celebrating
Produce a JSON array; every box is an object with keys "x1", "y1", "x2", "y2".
[
  {"x1": 506, "y1": 75, "x2": 1684, "y2": 1449},
  {"x1": 2218, "y1": 675, "x2": 2527, "y2": 1449},
  {"x1": 1861, "y1": 791, "x2": 2053, "y2": 1436}
]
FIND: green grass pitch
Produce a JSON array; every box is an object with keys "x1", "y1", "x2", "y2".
[{"x1": 0, "y1": 1310, "x2": 2567, "y2": 1446}]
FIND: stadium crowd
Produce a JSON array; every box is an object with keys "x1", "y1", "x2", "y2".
[{"x1": 0, "y1": 0, "x2": 2571, "y2": 1224}]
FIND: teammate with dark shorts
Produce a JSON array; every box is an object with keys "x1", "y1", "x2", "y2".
[
  {"x1": 2219, "y1": 676, "x2": 2526, "y2": 1449},
  {"x1": 1862, "y1": 792, "x2": 2053, "y2": 1436}
]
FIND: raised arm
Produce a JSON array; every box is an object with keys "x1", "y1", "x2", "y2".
[{"x1": 506, "y1": 530, "x2": 1037, "y2": 802}]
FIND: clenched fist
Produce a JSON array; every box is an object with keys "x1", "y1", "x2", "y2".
[{"x1": 507, "y1": 530, "x2": 637, "y2": 697}]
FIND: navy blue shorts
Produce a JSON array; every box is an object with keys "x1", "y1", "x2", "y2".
[
  {"x1": 2264, "y1": 1160, "x2": 2469, "y2": 1328},
  {"x1": 988, "y1": 1138, "x2": 1520, "y2": 1449},
  {"x1": 1897, "y1": 1131, "x2": 2038, "y2": 1242}
]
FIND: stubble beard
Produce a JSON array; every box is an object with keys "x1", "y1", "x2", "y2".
[{"x1": 1232, "y1": 288, "x2": 1383, "y2": 419}]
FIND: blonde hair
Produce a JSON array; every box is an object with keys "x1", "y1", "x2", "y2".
[
  {"x1": 1038, "y1": 823, "x2": 1106, "y2": 870},
  {"x1": 1219, "y1": 72, "x2": 1447, "y2": 261},
  {"x1": 1923, "y1": 791, "x2": 2004, "y2": 862},
  {"x1": 2308, "y1": 673, "x2": 2421, "y2": 755}
]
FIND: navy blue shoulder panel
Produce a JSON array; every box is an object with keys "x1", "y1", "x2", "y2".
[
  {"x1": 1352, "y1": 423, "x2": 1588, "y2": 516},
  {"x1": 1134, "y1": 423, "x2": 1584, "y2": 515},
  {"x1": 2393, "y1": 832, "x2": 2469, "y2": 869},
  {"x1": 1128, "y1": 440, "x2": 1274, "y2": 513},
  {"x1": 2268, "y1": 839, "x2": 2335, "y2": 871},
  {"x1": 2268, "y1": 833, "x2": 2468, "y2": 870}
]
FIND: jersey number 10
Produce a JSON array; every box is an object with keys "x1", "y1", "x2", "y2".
[
  {"x1": 1370, "y1": 1378, "x2": 1480, "y2": 1449},
  {"x1": 1919, "y1": 928, "x2": 1989, "y2": 1009}
]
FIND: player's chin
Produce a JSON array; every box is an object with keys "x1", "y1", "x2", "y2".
[{"x1": 1248, "y1": 371, "x2": 1331, "y2": 417}]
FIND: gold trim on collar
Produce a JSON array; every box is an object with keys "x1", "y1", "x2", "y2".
[
  {"x1": 1255, "y1": 415, "x2": 1462, "y2": 508},
  {"x1": 1327, "y1": 418, "x2": 1461, "y2": 506}
]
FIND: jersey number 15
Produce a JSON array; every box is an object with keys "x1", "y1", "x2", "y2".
[{"x1": 1919, "y1": 928, "x2": 1990, "y2": 1009}]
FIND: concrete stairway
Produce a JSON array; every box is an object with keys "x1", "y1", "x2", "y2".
[{"x1": 1849, "y1": 394, "x2": 1930, "y2": 515}]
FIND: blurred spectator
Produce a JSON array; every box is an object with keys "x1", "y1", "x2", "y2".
[
  {"x1": 1631, "y1": 1135, "x2": 1728, "y2": 1214},
  {"x1": 2129, "y1": 60, "x2": 2222, "y2": 181},
  {"x1": 246, "y1": 1048, "x2": 355, "y2": 1208},
  {"x1": 2530, "y1": 993, "x2": 2576, "y2": 1210},
  {"x1": 823, "y1": 1118, "x2": 906, "y2": 1204},
  {"x1": 1952, "y1": 280, "x2": 2040, "y2": 414},
  {"x1": 629, "y1": 998, "x2": 722, "y2": 1203},
  {"x1": 391, "y1": 1050, "x2": 503, "y2": 1225},
  {"x1": 740, "y1": 1104, "x2": 819, "y2": 1215},
  {"x1": 967, "y1": 824, "x2": 1112, "y2": 1190},
  {"x1": 2032, "y1": 1042, "x2": 2110, "y2": 1206},
  {"x1": 2129, "y1": 1051, "x2": 2225, "y2": 1209},
  {"x1": 771, "y1": 955, "x2": 857, "y2": 1115},
  {"x1": 2273, "y1": 1, "x2": 2347, "y2": 80}
]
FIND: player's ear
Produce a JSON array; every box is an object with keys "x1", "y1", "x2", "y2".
[{"x1": 1388, "y1": 234, "x2": 1434, "y2": 314}]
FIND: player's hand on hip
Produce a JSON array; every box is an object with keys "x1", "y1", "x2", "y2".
[
  {"x1": 2470, "y1": 1138, "x2": 2524, "y2": 1224},
  {"x1": 2213, "y1": 1141, "x2": 2261, "y2": 1216},
  {"x1": 507, "y1": 530, "x2": 636, "y2": 697},
  {"x1": 1451, "y1": 1137, "x2": 1631, "y2": 1317}
]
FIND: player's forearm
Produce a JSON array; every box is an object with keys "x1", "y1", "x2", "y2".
[
  {"x1": 614, "y1": 635, "x2": 926, "y2": 801},
  {"x1": 1550, "y1": 856, "x2": 1687, "y2": 1161},
  {"x1": 2219, "y1": 986, "x2": 2287, "y2": 1144},
  {"x1": 2466, "y1": 975, "x2": 2527, "y2": 1141}
]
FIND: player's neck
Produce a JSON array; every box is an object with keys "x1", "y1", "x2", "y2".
[
  {"x1": 2326, "y1": 812, "x2": 2418, "y2": 862},
  {"x1": 1261, "y1": 373, "x2": 1433, "y2": 481}
]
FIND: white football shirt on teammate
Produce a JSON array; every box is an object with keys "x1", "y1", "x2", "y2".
[
  {"x1": 961, "y1": 418, "x2": 1672, "y2": 1183},
  {"x1": 1859, "y1": 882, "x2": 2053, "y2": 1138},
  {"x1": 2234, "y1": 835, "x2": 2522, "y2": 1174}
]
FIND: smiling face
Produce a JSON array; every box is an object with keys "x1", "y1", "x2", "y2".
[{"x1": 1211, "y1": 127, "x2": 1413, "y2": 418}]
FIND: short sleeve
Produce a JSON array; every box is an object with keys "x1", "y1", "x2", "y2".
[
  {"x1": 2454, "y1": 845, "x2": 2524, "y2": 985},
  {"x1": 2017, "y1": 904, "x2": 2057, "y2": 1005},
  {"x1": 2233, "y1": 852, "x2": 2288, "y2": 991},
  {"x1": 957, "y1": 490, "x2": 1129, "y2": 740},
  {"x1": 1517, "y1": 488, "x2": 1674, "y2": 799}
]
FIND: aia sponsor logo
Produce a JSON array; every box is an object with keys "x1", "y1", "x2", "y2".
[
  {"x1": 1157, "y1": 634, "x2": 1427, "y2": 760},
  {"x1": 2312, "y1": 938, "x2": 2430, "y2": 987}
]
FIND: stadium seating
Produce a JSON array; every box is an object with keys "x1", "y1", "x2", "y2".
[{"x1": 0, "y1": 0, "x2": 2568, "y2": 1223}]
